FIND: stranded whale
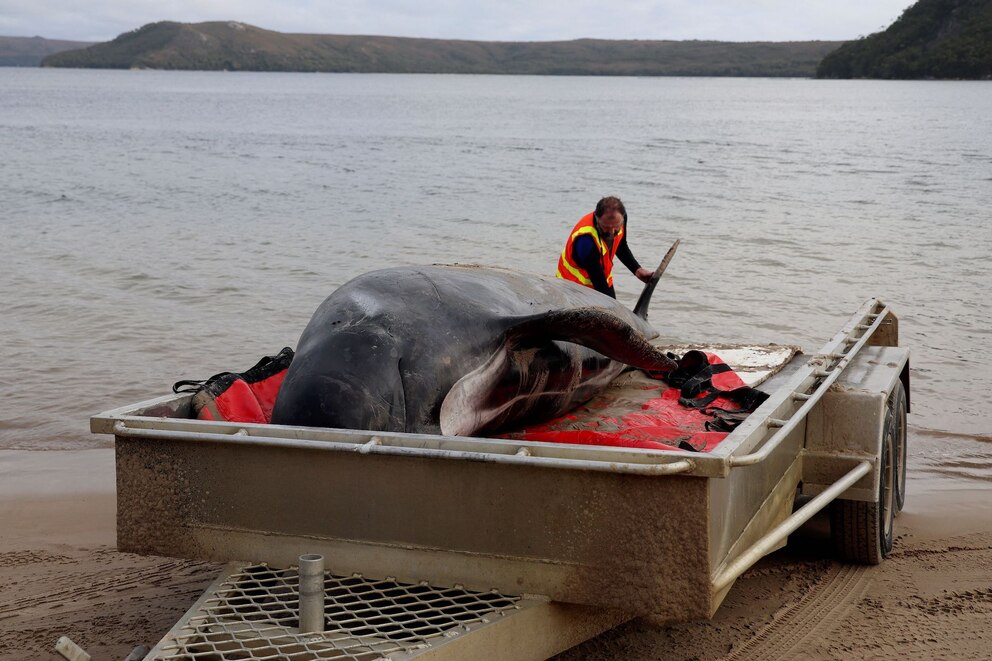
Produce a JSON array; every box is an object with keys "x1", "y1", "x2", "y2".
[{"x1": 271, "y1": 265, "x2": 677, "y2": 437}]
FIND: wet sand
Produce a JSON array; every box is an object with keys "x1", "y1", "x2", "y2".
[
  {"x1": 2, "y1": 430, "x2": 991, "y2": 660},
  {"x1": 560, "y1": 431, "x2": 992, "y2": 660}
]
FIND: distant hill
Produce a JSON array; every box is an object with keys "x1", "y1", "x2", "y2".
[
  {"x1": 40, "y1": 21, "x2": 842, "y2": 77},
  {"x1": 0, "y1": 35, "x2": 94, "y2": 66},
  {"x1": 817, "y1": 0, "x2": 992, "y2": 78}
]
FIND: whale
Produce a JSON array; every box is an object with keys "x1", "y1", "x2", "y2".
[{"x1": 270, "y1": 264, "x2": 677, "y2": 437}]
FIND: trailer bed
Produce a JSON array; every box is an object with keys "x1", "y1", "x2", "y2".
[{"x1": 90, "y1": 299, "x2": 909, "y2": 659}]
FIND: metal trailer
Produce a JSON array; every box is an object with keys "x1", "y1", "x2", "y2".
[{"x1": 90, "y1": 298, "x2": 909, "y2": 660}]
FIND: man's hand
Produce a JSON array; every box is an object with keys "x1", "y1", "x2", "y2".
[{"x1": 635, "y1": 267, "x2": 654, "y2": 283}]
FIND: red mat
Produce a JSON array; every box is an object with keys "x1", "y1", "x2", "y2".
[{"x1": 500, "y1": 352, "x2": 760, "y2": 453}]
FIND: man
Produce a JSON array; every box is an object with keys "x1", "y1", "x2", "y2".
[{"x1": 556, "y1": 196, "x2": 654, "y2": 298}]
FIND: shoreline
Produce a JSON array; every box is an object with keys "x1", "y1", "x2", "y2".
[{"x1": 2, "y1": 435, "x2": 990, "y2": 660}]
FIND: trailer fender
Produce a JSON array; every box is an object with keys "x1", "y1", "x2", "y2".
[{"x1": 801, "y1": 346, "x2": 910, "y2": 503}]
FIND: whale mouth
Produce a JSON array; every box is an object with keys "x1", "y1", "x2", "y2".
[{"x1": 273, "y1": 329, "x2": 408, "y2": 432}]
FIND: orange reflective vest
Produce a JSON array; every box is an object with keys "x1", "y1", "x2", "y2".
[{"x1": 556, "y1": 212, "x2": 624, "y2": 289}]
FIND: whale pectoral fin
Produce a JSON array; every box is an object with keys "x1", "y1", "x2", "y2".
[
  {"x1": 507, "y1": 308, "x2": 678, "y2": 372},
  {"x1": 439, "y1": 342, "x2": 513, "y2": 437}
]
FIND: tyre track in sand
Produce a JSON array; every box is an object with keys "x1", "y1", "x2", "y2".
[
  {"x1": 0, "y1": 547, "x2": 221, "y2": 660},
  {"x1": 0, "y1": 554, "x2": 213, "y2": 619},
  {"x1": 723, "y1": 563, "x2": 873, "y2": 660}
]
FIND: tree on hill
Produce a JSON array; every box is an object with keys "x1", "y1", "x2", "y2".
[{"x1": 817, "y1": 0, "x2": 992, "y2": 79}]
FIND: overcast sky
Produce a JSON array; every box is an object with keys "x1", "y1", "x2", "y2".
[{"x1": 2, "y1": 0, "x2": 914, "y2": 43}]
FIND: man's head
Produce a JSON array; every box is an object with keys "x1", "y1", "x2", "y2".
[{"x1": 594, "y1": 196, "x2": 626, "y2": 242}]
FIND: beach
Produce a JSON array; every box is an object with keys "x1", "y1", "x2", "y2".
[
  {"x1": 0, "y1": 450, "x2": 221, "y2": 660},
  {"x1": 2, "y1": 429, "x2": 990, "y2": 660}
]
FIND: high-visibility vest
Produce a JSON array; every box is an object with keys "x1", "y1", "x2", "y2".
[{"x1": 555, "y1": 212, "x2": 624, "y2": 288}]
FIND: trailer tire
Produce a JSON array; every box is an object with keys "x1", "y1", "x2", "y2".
[
  {"x1": 891, "y1": 381, "x2": 908, "y2": 513},
  {"x1": 830, "y1": 404, "x2": 896, "y2": 565}
]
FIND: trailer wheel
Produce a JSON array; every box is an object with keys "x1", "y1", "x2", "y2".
[
  {"x1": 830, "y1": 403, "x2": 896, "y2": 565},
  {"x1": 891, "y1": 381, "x2": 908, "y2": 513}
]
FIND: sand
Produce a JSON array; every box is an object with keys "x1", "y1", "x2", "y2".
[
  {"x1": 0, "y1": 451, "x2": 221, "y2": 660},
  {"x1": 2, "y1": 433, "x2": 990, "y2": 661}
]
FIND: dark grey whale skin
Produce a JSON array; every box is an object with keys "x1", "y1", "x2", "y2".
[{"x1": 271, "y1": 265, "x2": 676, "y2": 437}]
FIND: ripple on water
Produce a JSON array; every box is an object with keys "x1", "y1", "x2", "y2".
[{"x1": 911, "y1": 427, "x2": 992, "y2": 486}]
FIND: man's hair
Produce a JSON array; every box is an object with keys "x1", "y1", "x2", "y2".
[{"x1": 595, "y1": 196, "x2": 626, "y2": 220}]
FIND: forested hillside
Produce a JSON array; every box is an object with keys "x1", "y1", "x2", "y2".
[
  {"x1": 817, "y1": 0, "x2": 992, "y2": 78},
  {"x1": 41, "y1": 21, "x2": 841, "y2": 77},
  {"x1": 0, "y1": 35, "x2": 93, "y2": 66}
]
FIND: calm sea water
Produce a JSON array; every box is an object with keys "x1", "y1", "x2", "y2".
[{"x1": 1, "y1": 69, "x2": 990, "y2": 454}]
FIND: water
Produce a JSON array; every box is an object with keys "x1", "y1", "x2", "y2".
[{"x1": 1, "y1": 68, "x2": 990, "y2": 455}]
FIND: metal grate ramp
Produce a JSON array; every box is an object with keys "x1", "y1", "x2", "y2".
[{"x1": 146, "y1": 562, "x2": 526, "y2": 660}]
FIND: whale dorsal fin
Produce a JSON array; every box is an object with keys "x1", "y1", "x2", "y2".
[{"x1": 633, "y1": 239, "x2": 680, "y2": 320}]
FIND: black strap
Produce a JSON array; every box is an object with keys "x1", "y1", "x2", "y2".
[
  {"x1": 704, "y1": 411, "x2": 754, "y2": 433},
  {"x1": 678, "y1": 438, "x2": 706, "y2": 452},
  {"x1": 173, "y1": 373, "x2": 231, "y2": 394},
  {"x1": 651, "y1": 349, "x2": 769, "y2": 434},
  {"x1": 172, "y1": 347, "x2": 295, "y2": 394}
]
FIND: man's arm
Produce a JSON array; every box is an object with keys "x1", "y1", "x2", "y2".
[
  {"x1": 615, "y1": 235, "x2": 641, "y2": 273},
  {"x1": 616, "y1": 232, "x2": 654, "y2": 283},
  {"x1": 572, "y1": 235, "x2": 616, "y2": 298}
]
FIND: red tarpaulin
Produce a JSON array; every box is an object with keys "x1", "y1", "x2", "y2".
[
  {"x1": 499, "y1": 352, "x2": 767, "y2": 453},
  {"x1": 175, "y1": 349, "x2": 768, "y2": 454}
]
